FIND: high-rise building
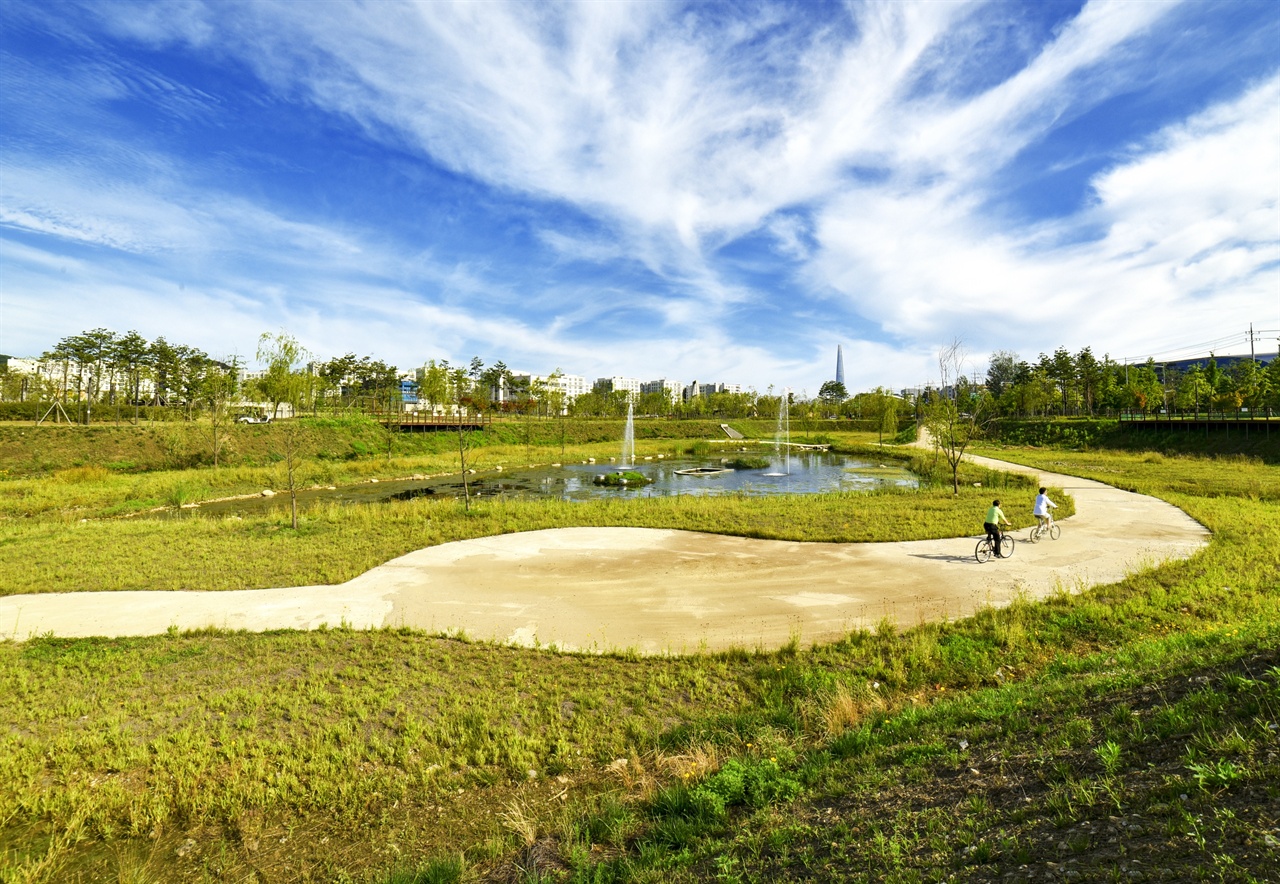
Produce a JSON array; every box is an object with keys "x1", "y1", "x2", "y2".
[
  {"x1": 836, "y1": 345, "x2": 845, "y2": 386},
  {"x1": 594, "y1": 376, "x2": 642, "y2": 399},
  {"x1": 641, "y1": 378, "x2": 683, "y2": 403},
  {"x1": 682, "y1": 380, "x2": 742, "y2": 400}
]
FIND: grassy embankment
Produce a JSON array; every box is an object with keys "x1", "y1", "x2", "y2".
[
  {"x1": 1, "y1": 427, "x2": 1274, "y2": 881},
  {"x1": 0, "y1": 416, "x2": 870, "y2": 480}
]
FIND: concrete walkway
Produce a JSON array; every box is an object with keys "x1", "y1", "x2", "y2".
[{"x1": 0, "y1": 457, "x2": 1209, "y2": 654}]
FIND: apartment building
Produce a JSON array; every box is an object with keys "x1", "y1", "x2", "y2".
[
  {"x1": 683, "y1": 380, "x2": 742, "y2": 400},
  {"x1": 594, "y1": 376, "x2": 642, "y2": 399},
  {"x1": 641, "y1": 378, "x2": 683, "y2": 403}
]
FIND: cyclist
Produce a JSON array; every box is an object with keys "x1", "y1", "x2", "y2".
[
  {"x1": 984, "y1": 499, "x2": 1010, "y2": 558},
  {"x1": 1033, "y1": 487, "x2": 1058, "y2": 537}
]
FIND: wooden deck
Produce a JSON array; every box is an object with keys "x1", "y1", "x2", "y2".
[
  {"x1": 1117, "y1": 412, "x2": 1276, "y2": 436},
  {"x1": 379, "y1": 413, "x2": 493, "y2": 432}
]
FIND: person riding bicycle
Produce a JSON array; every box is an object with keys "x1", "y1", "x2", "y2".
[
  {"x1": 1033, "y1": 487, "x2": 1058, "y2": 535},
  {"x1": 984, "y1": 499, "x2": 1010, "y2": 558}
]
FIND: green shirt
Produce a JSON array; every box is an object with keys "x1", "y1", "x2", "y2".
[{"x1": 985, "y1": 505, "x2": 1005, "y2": 525}]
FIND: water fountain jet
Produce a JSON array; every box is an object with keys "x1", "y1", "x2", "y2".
[
  {"x1": 763, "y1": 387, "x2": 791, "y2": 477},
  {"x1": 620, "y1": 399, "x2": 635, "y2": 469}
]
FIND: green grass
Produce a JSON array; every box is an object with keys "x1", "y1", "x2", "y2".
[
  {"x1": 0, "y1": 477, "x2": 1067, "y2": 595},
  {"x1": 0, "y1": 434, "x2": 1063, "y2": 595},
  {"x1": 0, "y1": 417, "x2": 865, "y2": 480},
  {"x1": 0, "y1": 442, "x2": 1274, "y2": 881}
]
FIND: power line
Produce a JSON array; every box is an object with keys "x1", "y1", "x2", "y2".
[{"x1": 1120, "y1": 328, "x2": 1268, "y2": 364}]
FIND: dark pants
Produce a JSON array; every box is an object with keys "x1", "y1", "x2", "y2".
[{"x1": 984, "y1": 522, "x2": 1002, "y2": 557}]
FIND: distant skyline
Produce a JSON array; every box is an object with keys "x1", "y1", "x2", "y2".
[{"x1": 2, "y1": 0, "x2": 1278, "y2": 394}]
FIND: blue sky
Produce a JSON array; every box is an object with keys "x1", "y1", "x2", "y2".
[{"x1": 2, "y1": 0, "x2": 1277, "y2": 393}]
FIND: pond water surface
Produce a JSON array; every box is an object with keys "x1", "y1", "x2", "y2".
[{"x1": 181, "y1": 452, "x2": 917, "y2": 518}]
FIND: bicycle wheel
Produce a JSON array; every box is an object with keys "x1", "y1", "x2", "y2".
[
  {"x1": 1027, "y1": 525, "x2": 1040, "y2": 543},
  {"x1": 1048, "y1": 523, "x2": 1061, "y2": 541},
  {"x1": 975, "y1": 539, "x2": 992, "y2": 563},
  {"x1": 999, "y1": 535, "x2": 1016, "y2": 558}
]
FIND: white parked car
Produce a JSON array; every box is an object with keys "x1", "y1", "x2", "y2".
[{"x1": 236, "y1": 415, "x2": 271, "y2": 424}]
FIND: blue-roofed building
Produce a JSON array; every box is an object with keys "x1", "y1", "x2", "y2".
[{"x1": 399, "y1": 378, "x2": 419, "y2": 404}]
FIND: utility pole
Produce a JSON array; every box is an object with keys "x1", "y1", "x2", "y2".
[{"x1": 1250, "y1": 323, "x2": 1256, "y2": 362}]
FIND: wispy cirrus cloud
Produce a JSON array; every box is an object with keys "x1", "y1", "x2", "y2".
[
  {"x1": 1, "y1": 0, "x2": 1276, "y2": 391},
  {"x1": 809, "y1": 71, "x2": 1280, "y2": 363}
]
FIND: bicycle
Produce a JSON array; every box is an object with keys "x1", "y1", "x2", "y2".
[
  {"x1": 975, "y1": 530, "x2": 1016, "y2": 563},
  {"x1": 1028, "y1": 517, "x2": 1061, "y2": 543}
]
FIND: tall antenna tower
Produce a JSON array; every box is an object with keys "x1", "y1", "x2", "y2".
[{"x1": 835, "y1": 345, "x2": 845, "y2": 386}]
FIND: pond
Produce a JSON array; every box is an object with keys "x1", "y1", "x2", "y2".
[{"x1": 177, "y1": 451, "x2": 918, "y2": 518}]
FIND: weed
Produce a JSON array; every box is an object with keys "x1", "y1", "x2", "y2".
[
  {"x1": 381, "y1": 856, "x2": 464, "y2": 884},
  {"x1": 53, "y1": 465, "x2": 110, "y2": 484},
  {"x1": 1094, "y1": 740, "x2": 1122, "y2": 775},
  {"x1": 1187, "y1": 759, "x2": 1245, "y2": 791}
]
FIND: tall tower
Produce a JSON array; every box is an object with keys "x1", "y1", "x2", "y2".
[{"x1": 835, "y1": 345, "x2": 845, "y2": 386}]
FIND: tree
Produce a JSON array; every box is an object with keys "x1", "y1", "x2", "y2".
[
  {"x1": 818, "y1": 380, "x2": 847, "y2": 411},
  {"x1": 924, "y1": 340, "x2": 990, "y2": 495},
  {"x1": 0, "y1": 365, "x2": 55, "y2": 406},
  {"x1": 984, "y1": 350, "x2": 1019, "y2": 399},
  {"x1": 1096, "y1": 356, "x2": 1125, "y2": 415},
  {"x1": 480, "y1": 360, "x2": 511, "y2": 410},
  {"x1": 273, "y1": 419, "x2": 310, "y2": 529},
  {"x1": 1263, "y1": 356, "x2": 1280, "y2": 412},
  {"x1": 1076, "y1": 347, "x2": 1102, "y2": 415},
  {"x1": 1175, "y1": 367, "x2": 1213, "y2": 413},
  {"x1": 148, "y1": 337, "x2": 178, "y2": 409},
  {"x1": 866, "y1": 387, "x2": 899, "y2": 445},
  {"x1": 466, "y1": 358, "x2": 491, "y2": 412},
  {"x1": 1229, "y1": 359, "x2": 1265, "y2": 411},
  {"x1": 255, "y1": 331, "x2": 309, "y2": 419},
  {"x1": 175, "y1": 344, "x2": 210, "y2": 420},
  {"x1": 47, "y1": 329, "x2": 115, "y2": 423},
  {"x1": 40, "y1": 340, "x2": 77, "y2": 422},
  {"x1": 543, "y1": 369, "x2": 568, "y2": 456},
  {"x1": 199, "y1": 359, "x2": 240, "y2": 468},
  {"x1": 450, "y1": 364, "x2": 477, "y2": 510},
  {"x1": 1047, "y1": 347, "x2": 1077, "y2": 415},
  {"x1": 418, "y1": 360, "x2": 450, "y2": 415},
  {"x1": 317, "y1": 353, "x2": 359, "y2": 413},
  {"x1": 112, "y1": 330, "x2": 151, "y2": 423},
  {"x1": 1122, "y1": 361, "x2": 1163, "y2": 414}
]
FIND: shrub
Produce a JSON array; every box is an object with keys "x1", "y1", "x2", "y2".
[
  {"x1": 687, "y1": 440, "x2": 711, "y2": 457},
  {"x1": 593, "y1": 470, "x2": 652, "y2": 487},
  {"x1": 687, "y1": 757, "x2": 801, "y2": 820},
  {"x1": 53, "y1": 465, "x2": 110, "y2": 484}
]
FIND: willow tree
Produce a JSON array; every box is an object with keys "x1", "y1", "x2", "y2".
[{"x1": 255, "y1": 331, "x2": 310, "y2": 419}]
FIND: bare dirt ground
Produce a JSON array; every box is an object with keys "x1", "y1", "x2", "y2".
[{"x1": 0, "y1": 456, "x2": 1208, "y2": 653}]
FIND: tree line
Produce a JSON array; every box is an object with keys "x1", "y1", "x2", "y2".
[
  {"x1": 981, "y1": 346, "x2": 1280, "y2": 417},
  {"x1": 11, "y1": 328, "x2": 1271, "y2": 429},
  {"x1": 3, "y1": 326, "x2": 894, "y2": 425}
]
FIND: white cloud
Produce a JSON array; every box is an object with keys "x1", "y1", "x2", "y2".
[
  {"x1": 807, "y1": 68, "x2": 1280, "y2": 364},
  {"x1": 4, "y1": 0, "x2": 1276, "y2": 392}
]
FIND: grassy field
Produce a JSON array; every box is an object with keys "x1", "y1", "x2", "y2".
[
  {"x1": 0, "y1": 430, "x2": 1050, "y2": 595},
  {"x1": 0, "y1": 432, "x2": 1275, "y2": 882},
  {"x1": 0, "y1": 416, "x2": 860, "y2": 480}
]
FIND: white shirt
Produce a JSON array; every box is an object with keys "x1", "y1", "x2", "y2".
[{"x1": 1033, "y1": 493, "x2": 1057, "y2": 517}]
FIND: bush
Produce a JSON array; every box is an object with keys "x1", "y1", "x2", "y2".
[
  {"x1": 0, "y1": 401, "x2": 41, "y2": 421},
  {"x1": 649, "y1": 757, "x2": 803, "y2": 831},
  {"x1": 593, "y1": 470, "x2": 652, "y2": 487}
]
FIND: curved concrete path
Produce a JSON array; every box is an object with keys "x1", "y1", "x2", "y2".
[{"x1": 0, "y1": 457, "x2": 1208, "y2": 654}]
